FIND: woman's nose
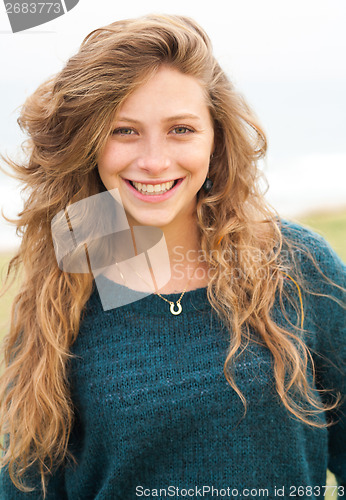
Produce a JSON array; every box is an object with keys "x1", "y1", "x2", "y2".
[{"x1": 136, "y1": 138, "x2": 171, "y2": 174}]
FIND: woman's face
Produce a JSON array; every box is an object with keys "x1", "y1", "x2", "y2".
[{"x1": 97, "y1": 65, "x2": 215, "y2": 228}]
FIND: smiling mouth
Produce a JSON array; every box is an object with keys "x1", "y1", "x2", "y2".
[{"x1": 128, "y1": 179, "x2": 180, "y2": 195}]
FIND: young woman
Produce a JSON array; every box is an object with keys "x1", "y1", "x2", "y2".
[{"x1": 0, "y1": 13, "x2": 345, "y2": 499}]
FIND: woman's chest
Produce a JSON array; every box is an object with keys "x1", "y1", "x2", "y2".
[{"x1": 70, "y1": 310, "x2": 278, "y2": 431}]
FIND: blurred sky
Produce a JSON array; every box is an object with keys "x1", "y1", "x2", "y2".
[{"x1": 0, "y1": 0, "x2": 346, "y2": 250}]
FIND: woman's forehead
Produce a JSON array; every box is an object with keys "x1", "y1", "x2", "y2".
[{"x1": 114, "y1": 66, "x2": 211, "y2": 121}]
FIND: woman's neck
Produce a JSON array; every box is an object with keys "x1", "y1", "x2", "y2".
[
  {"x1": 102, "y1": 211, "x2": 210, "y2": 294},
  {"x1": 140, "y1": 212, "x2": 209, "y2": 294}
]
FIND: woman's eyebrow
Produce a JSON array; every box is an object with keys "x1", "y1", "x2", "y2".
[{"x1": 116, "y1": 113, "x2": 202, "y2": 123}]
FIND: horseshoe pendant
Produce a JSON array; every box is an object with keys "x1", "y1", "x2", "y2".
[{"x1": 170, "y1": 302, "x2": 182, "y2": 315}]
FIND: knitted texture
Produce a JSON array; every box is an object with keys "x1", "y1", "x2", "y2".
[{"x1": 0, "y1": 220, "x2": 345, "y2": 499}]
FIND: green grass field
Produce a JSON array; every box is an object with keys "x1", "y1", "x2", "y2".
[
  {"x1": 0, "y1": 252, "x2": 19, "y2": 344},
  {"x1": 0, "y1": 209, "x2": 345, "y2": 494},
  {"x1": 298, "y1": 208, "x2": 346, "y2": 263}
]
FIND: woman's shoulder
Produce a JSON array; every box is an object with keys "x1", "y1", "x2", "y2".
[
  {"x1": 278, "y1": 217, "x2": 346, "y2": 285},
  {"x1": 277, "y1": 219, "x2": 345, "y2": 357},
  {"x1": 279, "y1": 217, "x2": 337, "y2": 252}
]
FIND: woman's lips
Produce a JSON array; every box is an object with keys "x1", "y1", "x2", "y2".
[{"x1": 123, "y1": 177, "x2": 185, "y2": 203}]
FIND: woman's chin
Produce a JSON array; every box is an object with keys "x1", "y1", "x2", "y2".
[{"x1": 125, "y1": 211, "x2": 175, "y2": 228}]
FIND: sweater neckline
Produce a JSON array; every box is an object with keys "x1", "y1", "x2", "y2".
[{"x1": 93, "y1": 273, "x2": 209, "y2": 314}]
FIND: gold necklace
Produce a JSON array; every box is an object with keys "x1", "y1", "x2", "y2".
[
  {"x1": 153, "y1": 266, "x2": 198, "y2": 315},
  {"x1": 115, "y1": 261, "x2": 199, "y2": 316}
]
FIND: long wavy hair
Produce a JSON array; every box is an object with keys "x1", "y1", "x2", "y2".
[{"x1": 0, "y1": 13, "x2": 343, "y2": 496}]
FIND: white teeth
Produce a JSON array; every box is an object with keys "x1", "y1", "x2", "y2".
[{"x1": 132, "y1": 180, "x2": 175, "y2": 195}]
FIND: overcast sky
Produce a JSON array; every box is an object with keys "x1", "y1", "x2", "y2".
[{"x1": 0, "y1": 0, "x2": 345, "y2": 248}]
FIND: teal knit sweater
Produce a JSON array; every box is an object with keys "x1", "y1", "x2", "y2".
[{"x1": 0, "y1": 220, "x2": 345, "y2": 499}]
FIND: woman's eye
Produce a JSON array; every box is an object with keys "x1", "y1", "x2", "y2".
[
  {"x1": 171, "y1": 126, "x2": 194, "y2": 135},
  {"x1": 112, "y1": 128, "x2": 135, "y2": 135}
]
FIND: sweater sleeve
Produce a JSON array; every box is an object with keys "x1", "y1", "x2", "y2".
[{"x1": 302, "y1": 231, "x2": 346, "y2": 488}]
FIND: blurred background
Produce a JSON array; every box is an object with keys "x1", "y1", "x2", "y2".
[
  {"x1": 0, "y1": 0, "x2": 345, "y2": 493},
  {"x1": 1, "y1": 0, "x2": 346, "y2": 254},
  {"x1": 1, "y1": 0, "x2": 345, "y2": 252}
]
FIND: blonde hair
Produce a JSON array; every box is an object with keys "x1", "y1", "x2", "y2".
[{"x1": 0, "y1": 13, "x2": 343, "y2": 496}]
